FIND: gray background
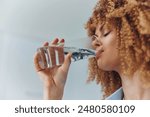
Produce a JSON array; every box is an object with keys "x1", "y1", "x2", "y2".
[{"x1": 0, "y1": 0, "x2": 102, "y2": 99}]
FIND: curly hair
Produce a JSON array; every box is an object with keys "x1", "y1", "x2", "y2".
[{"x1": 85, "y1": 0, "x2": 150, "y2": 99}]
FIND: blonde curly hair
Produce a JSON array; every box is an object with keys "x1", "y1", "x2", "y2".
[{"x1": 85, "y1": 0, "x2": 150, "y2": 99}]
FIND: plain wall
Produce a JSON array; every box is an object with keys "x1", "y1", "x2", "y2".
[{"x1": 0, "y1": 0, "x2": 102, "y2": 99}]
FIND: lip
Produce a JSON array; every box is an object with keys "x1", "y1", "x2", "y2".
[{"x1": 95, "y1": 49, "x2": 104, "y2": 59}]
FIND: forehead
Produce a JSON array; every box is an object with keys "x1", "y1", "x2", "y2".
[
  {"x1": 95, "y1": 21, "x2": 113, "y2": 33},
  {"x1": 95, "y1": 23, "x2": 103, "y2": 34}
]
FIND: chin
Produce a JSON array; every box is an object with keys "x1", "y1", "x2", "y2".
[
  {"x1": 98, "y1": 66, "x2": 113, "y2": 71},
  {"x1": 97, "y1": 60, "x2": 116, "y2": 71},
  {"x1": 97, "y1": 63, "x2": 110, "y2": 71}
]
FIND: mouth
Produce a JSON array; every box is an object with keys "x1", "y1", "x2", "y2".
[{"x1": 95, "y1": 49, "x2": 104, "y2": 59}]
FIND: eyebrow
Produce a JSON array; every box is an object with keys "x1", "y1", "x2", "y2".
[{"x1": 99, "y1": 23, "x2": 105, "y2": 32}]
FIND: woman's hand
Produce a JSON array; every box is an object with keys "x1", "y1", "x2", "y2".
[{"x1": 34, "y1": 38, "x2": 71, "y2": 100}]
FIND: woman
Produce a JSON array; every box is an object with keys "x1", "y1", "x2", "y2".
[{"x1": 34, "y1": 0, "x2": 150, "y2": 100}]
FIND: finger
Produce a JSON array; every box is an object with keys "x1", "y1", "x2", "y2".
[
  {"x1": 40, "y1": 41, "x2": 50, "y2": 69},
  {"x1": 43, "y1": 42, "x2": 49, "y2": 46},
  {"x1": 56, "y1": 46, "x2": 64, "y2": 65},
  {"x1": 34, "y1": 42, "x2": 49, "y2": 72},
  {"x1": 61, "y1": 53, "x2": 72, "y2": 72},
  {"x1": 49, "y1": 46, "x2": 56, "y2": 67},
  {"x1": 59, "y1": 39, "x2": 65, "y2": 44},
  {"x1": 54, "y1": 53, "x2": 71, "y2": 87},
  {"x1": 58, "y1": 39, "x2": 65, "y2": 46},
  {"x1": 50, "y1": 38, "x2": 59, "y2": 45},
  {"x1": 40, "y1": 48, "x2": 48, "y2": 69},
  {"x1": 34, "y1": 52, "x2": 44, "y2": 72},
  {"x1": 42, "y1": 42, "x2": 49, "y2": 68}
]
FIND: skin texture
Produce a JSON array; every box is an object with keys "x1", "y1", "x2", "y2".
[
  {"x1": 34, "y1": 39, "x2": 72, "y2": 99},
  {"x1": 92, "y1": 23, "x2": 150, "y2": 99},
  {"x1": 92, "y1": 23, "x2": 120, "y2": 71},
  {"x1": 86, "y1": 0, "x2": 150, "y2": 99},
  {"x1": 34, "y1": 24, "x2": 150, "y2": 100},
  {"x1": 34, "y1": 30, "x2": 150, "y2": 100}
]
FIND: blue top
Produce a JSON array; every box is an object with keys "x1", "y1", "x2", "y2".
[{"x1": 106, "y1": 87, "x2": 124, "y2": 100}]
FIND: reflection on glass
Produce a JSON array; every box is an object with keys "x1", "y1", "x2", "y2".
[{"x1": 37, "y1": 46, "x2": 95, "y2": 69}]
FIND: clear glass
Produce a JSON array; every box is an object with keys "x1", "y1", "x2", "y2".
[{"x1": 37, "y1": 45, "x2": 95, "y2": 69}]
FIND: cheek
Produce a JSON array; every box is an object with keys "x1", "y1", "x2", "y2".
[
  {"x1": 97, "y1": 42, "x2": 120, "y2": 71},
  {"x1": 97, "y1": 50, "x2": 120, "y2": 71}
]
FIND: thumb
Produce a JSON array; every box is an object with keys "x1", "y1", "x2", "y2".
[
  {"x1": 54, "y1": 53, "x2": 72, "y2": 87},
  {"x1": 61, "y1": 53, "x2": 72, "y2": 72}
]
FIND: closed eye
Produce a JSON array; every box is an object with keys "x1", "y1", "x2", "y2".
[{"x1": 103, "y1": 31, "x2": 111, "y2": 37}]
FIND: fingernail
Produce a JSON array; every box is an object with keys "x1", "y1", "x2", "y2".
[
  {"x1": 43, "y1": 42, "x2": 49, "y2": 46},
  {"x1": 55, "y1": 38, "x2": 59, "y2": 41},
  {"x1": 61, "y1": 39, "x2": 65, "y2": 42}
]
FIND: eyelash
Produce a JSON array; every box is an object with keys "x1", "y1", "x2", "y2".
[
  {"x1": 91, "y1": 31, "x2": 111, "y2": 41},
  {"x1": 103, "y1": 31, "x2": 111, "y2": 37}
]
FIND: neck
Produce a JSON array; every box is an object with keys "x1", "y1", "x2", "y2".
[{"x1": 119, "y1": 70, "x2": 150, "y2": 100}]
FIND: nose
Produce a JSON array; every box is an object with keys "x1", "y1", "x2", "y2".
[{"x1": 92, "y1": 39, "x2": 102, "y2": 50}]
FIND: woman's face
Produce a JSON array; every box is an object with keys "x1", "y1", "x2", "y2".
[{"x1": 91, "y1": 22, "x2": 120, "y2": 71}]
